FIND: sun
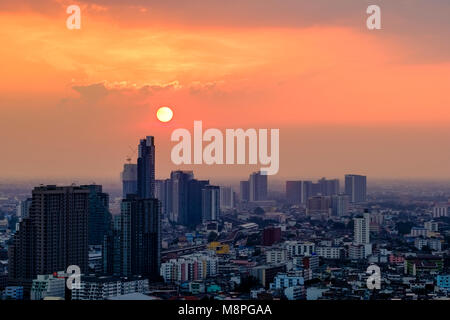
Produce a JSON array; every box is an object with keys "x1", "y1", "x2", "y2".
[{"x1": 156, "y1": 106, "x2": 173, "y2": 122}]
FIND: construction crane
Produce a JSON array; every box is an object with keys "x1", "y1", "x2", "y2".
[{"x1": 126, "y1": 145, "x2": 137, "y2": 163}]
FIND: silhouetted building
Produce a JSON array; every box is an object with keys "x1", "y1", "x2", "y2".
[
  {"x1": 137, "y1": 136, "x2": 155, "y2": 199},
  {"x1": 81, "y1": 185, "x2": 111, "y2": 246},
  {"x1": 121, "y1": 195, "x2": 161, "y2": 279},
  {"x1": 286, "y1": 181, "x2": 302, "y2": 204},
  {"x1": 249, "y1": 171, "x2": 267, "y2": 202},
  {"x1": 8, "y1": 185, "x2": 90, "y2": 295},
  {"x1": 103, "y1": 215, "x2": 122, "y2": 276},
  {"x1": 240, "y1": 181, "x2": 250, "y2": 202},
  {"x1": 170, "y1": 170, "x2": 193, "y2": 224},
  {"x1": 301, "y1": 181, "x2": 313, "y2": 204},
  {"x1": 155, "y1": 179, "x2": 172, "y2": 220},
  {"x1": 345, "y1": 174, "x2": 367, "y2": 203}
]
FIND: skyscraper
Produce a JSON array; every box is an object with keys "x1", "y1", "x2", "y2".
[
  {"x1": 155, "y1": 179, "x2": 172, "y2": 220},
  {"x1": 352, "y1": 211, "x2": 372, "y2": 258},
  {"x1": 286, "y1": 181, "x2": 302, "y2": 204},
  {"x1": 318, "y1": 178, "x2": 340, "y2": 196},
  {"x1": 219, "y1": 186, "x2": 235, "y2": 210},
  {"x1": 354, "y1": 212, "x2": 370, "y2": 245},
  {"x1": 82, "y1": 184, "x2": 111, "y2": 246},
  {"x1": 188, "y1": 179, "x2": 209, "y2": 226},
  {"x1": 170, "y1": 170, "x2": 193, "y2": 225},
  {"x1": 301, "y1": 181, "x2": 313, "y2": 204},
  {"x1": 120, "y1": 195, "x2": 161, "y2": 279},
  {"x1": 240, "y1": 181, "x2": 250, "y2": 202},
  {"x1": 8, "y1": 185, "x2": 90, "y2": 294},
  {"x1": 103, "y1": 215, "x2": 122, "y2": 276},
  {"x1": 137, "y1": 136, "x2": 155, "y2": 199},
  {"x1": 202, "y1": 185, "x2": 220, "y2": 223},
  {"x1": 249, "y1": 171, "x2": 268, "y2": 202},
  {"x1": 345, "y1": 174, "x2": 367, "y2": 203},
  {"x1": 121, "y1": 163, "x2": 137, "y2": 198}
]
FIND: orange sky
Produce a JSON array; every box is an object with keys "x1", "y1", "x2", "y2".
[{"x1": 0, "y1": 1, "x2": 449, "y2": 182}]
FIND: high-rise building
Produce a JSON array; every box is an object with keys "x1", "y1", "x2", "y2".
[
  {"x1": 351, "y1": 211, "x2": 372, "y2": 259},
  {"x1": 354, "y1": 211, "x2": 370, "y2": 245},
  {"x1": 137, "y1": 136, "x2": 155, "y2": 199},
  {"x1": 286, "y1": 181, "x2": 302, "y2": 204},
  {"x1": 301, "y1": 181, "x2": 313, "y2": 204},
  {"x1": 318, "y1": 178, "x2": 340, "y2": 196},
  {"x1": 219, "y1": 186, "x2": 235, "y2": 210},
  {"x1": 121, "y1": 195, "x2": 161, "y2": 279},
  {"x1": 187, "y1": 179, "x2": 209, "y2": 226},
  {"x1": 331, "y1": 194, "x2": 350, "y2": 217},
  {"x1": 249, "y1": 171, "x2": 267, "y2": 202},
  {"x1": 170, "y1": 170, "x2": 194, "y2": 225},
  {"x1": 121, "y1": 164, "x2": 137, "y2": 198},
  {"x1": 345, "y1": 174, "x2": 367, "y2": 203},
  {"x1": 8, "y1": 185, "x2": 90, "y2": 295},
  {"x1": 81, "y1": 184, "x2": 111, "y2": 246},
  {"x1": 240, "y1": 181, "x2": 250, "y2": 202},
  {"x1": 202, "y1": 185, "x2": 220, "y2": 223},
  {"x1": 155, "y1": 179, "x2": 172, "y2": 219},
  {"x1": 103, "y1": 215, "x2": 122, "y2": 276}
]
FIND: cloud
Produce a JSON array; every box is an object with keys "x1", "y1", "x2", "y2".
[{"x1": 72, "y1": 82, "x2": 109, "y2": 101}]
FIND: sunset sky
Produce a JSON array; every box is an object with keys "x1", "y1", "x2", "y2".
[{"x1": 0, "y1": 0, "x2": 449, "y2": 183}]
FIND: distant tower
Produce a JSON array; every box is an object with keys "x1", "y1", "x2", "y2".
[
  {"x1": 286, "y1": 181, "x2": 302, "y2": 204},
  {"x1": 240, "y1": 181, "x2": 250, "y2": 202},
  {"x1": 345, "y1": 174, "x2": 367, "y2": 203},
  {"x1": 121, "y1": 164, "x2": 137, "y2": 198},
  {"x1": 170, "y1": 170, "x2": 194, "y2": 225},
  {"x1": 155, "y1": 179, "x2": 172, "y2": 220},
  {"x1": 137, "y1": 136, "x2": 155, "y2": 199},
  {"x1": 249, "y1": 171, "x2": 267, "y2": 202},
  {"x1": 202, "y1": 185, "x2": 220, "y2": 223},
  {"x1": 219, "y1": 186, "x2": 235, "y2": 210}
]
